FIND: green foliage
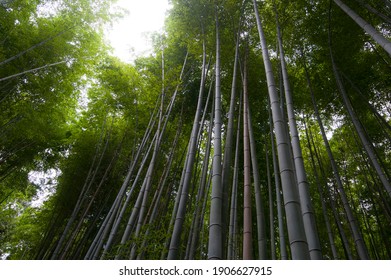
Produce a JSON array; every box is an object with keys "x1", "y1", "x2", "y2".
[{"x1": 1, "y1": 0, "x2": 390, "y2": 260}]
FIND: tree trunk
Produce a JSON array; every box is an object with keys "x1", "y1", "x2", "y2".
[
  {"x1": 61, "y1": 138, "x2": 121, "y2": 259},
  {"x1": 161, "y1": 142, "x2": 189, "y2": 259},
  {"x1": 307, "y1": 120, "x2": 354, "y2": 260},
  {"x1": 273, "y1": 0, "x2": 322, "y2": 260},
  {"x1": 242, "y1": 55, "x2": 253, "y2": 260},
  {"x1": 137, "y1": 116, "x2": 183, "y2": 260},
  {"x1": 221, "y1": 23, "x2": 240, "y2": 258},
  {"x1": 208, "y1": 2, "x2": 223, "y2": 260},
  {"x1": 101, "y1": 132, "x2": 157, "y2": 259},
  {"x1": 247, "y1": 104, "x2": 267, "y2": 259},
  {"x1": 0, "y1": 28, "x2": 71, "y2": 67},
  {"x1": 268, "y1": 101, "x2": 288, "y2": 260},
  {"x1": 0, "y1": 61, "x2": 66, "y2": 82},
  {"x1": 227, "y1": 91, "x2": 242, "y2": 260},
  {"x1": 253, "y1": 0, "x2": 309, "y2": 260},
  {"x1": 354, "y1": 0, "x2": 391, "y2": 24},
  {"x1": 333, "y1": 0, "x2": 391, "y2": 56},
  {"x1": 330, "y1": 58, "x2": 391, "y2": 199},
  {"x1": 265, "y1": 141, "x2": 276, "y2": 260},
  {"x1": 52, "y1": 122, "x2": 110, "y2": 259},
  {"x1": 188, "y1": 87, "x2": 214, "y2": 260},
  {"x1": 85, "y1": 99, "x2": 160, "y2": 259},
  {"x1": 168, "y1": 38, "x2": 207, "y2": 260},
  {"x1": 303, "y1": 119, "x2": 338, "y2": 260},
  {"x1": 301, "y1": 49, "x2": 369, "y2": 259}
]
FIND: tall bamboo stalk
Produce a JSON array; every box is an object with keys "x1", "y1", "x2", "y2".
[
  {"x1": 227, "y1": 90, "x2": 242, "y2": 260},
  {"x1": 303, "y1": 119, "x2": 338, "y2": 260},
  {"x1": 301, "y1": 48, "x2": 368, "y2": 259},
  {"x1": 242, "y1": 54, "x2": 253, "y2": 260},
  {"x1": 168, "y1": 38, "x2": 208, "y2": 260},
  {"x1": 253, "y1": 0, "x2": 309, "y2": 259},
  {"x1": 268, "y1": 101, "x2": 288, "y2": 260},
  {"x1": 333, "y1": 0, "x2": 391, "y2": 56},
  {"x1": 273, "y1": 0, "x2": 322, "y2": 259},
  {"x1": 265, "y1": 141, "x2": 276, "y2": 260},
  {"x1": 208, "y1": 2, "x2": 223, "y2": 260}
]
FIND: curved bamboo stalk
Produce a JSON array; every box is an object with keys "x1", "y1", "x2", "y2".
[{"x1": 333, "y1": 0, "x2": 391, "y2": 56}]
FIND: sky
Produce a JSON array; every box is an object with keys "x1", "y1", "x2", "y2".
[
  {"x1": 29, "y1": 1, "x2": 171, "y2": 208},
  {"x1": 106, "y1": 0, "x2": 171, "y2": 62}
]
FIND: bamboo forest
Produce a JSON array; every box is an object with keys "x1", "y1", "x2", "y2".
[{"x1": 0, "y1": 0, "x2": 390, "y2": 260}]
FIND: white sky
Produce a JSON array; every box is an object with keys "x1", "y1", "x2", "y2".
[{"x1": 106, "y1": 0, "x2": 171, "y2": 63}]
